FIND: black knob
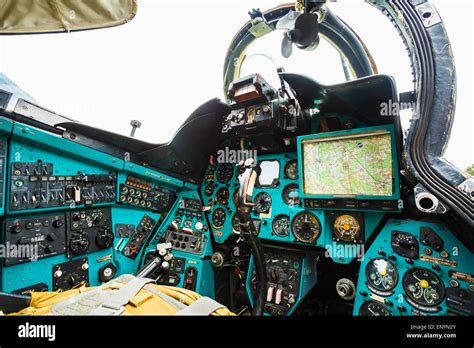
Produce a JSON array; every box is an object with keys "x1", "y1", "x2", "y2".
[
  {"x1": 96, "y1": 229, "x2": 114, "y2": 249},
  {"x1": 10, "y1": 223, "x2": 22, "y2": 234},
  {"x1": 69, "y1": 233, "x2": 90, "y2": 254},
  {"x1": 53, "y1": 219, "x2": 64, "y2": 228}
]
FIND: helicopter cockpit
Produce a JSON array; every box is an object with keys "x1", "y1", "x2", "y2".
[{"x1": 0, "y1": 0, "x2": 472, "y2": 322}]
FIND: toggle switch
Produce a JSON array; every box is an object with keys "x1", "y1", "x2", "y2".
[
  {"x1": 266, "y1": 286, "x2": 274, "y2": 302},
  {"x1": 275, "y1": 288, "x2": 283, "y2": 305}
]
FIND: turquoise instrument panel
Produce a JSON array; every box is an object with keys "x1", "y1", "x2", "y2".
[
  {"x1": 201, "y1": 153, "x2": 387, "y2": 264},
  {"x1": 354, "y1": 219, "x2": 474, "y2": 316},
  {"x1": 142, "y1": 190, "x2": 215, "y2": 297},
  {"x1": 0, "y1": 120, "x2": 213, "y2": 297}
]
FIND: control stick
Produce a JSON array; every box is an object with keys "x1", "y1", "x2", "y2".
[
  {"x1": 235, "y1": 158, "x2": 267, "y2": 316},
  {"x1": 136, "y1": 243, "x2": 173, "y2": 280}
]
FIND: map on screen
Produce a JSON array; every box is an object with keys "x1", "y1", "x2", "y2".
[{"x1": 302, "y1": 131, "x2": 393, "y2": 196}]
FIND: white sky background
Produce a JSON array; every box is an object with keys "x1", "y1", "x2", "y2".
[{"x1": 0, "y1": 0, "x2": 472, "y2": 171}]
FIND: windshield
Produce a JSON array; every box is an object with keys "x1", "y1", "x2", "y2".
[
  {"x1": 237, "y1": 1, "x2": 472, "y2": 175},
  {"x1": 0, "y1": 0, "x2": 471, "y2": 175}
]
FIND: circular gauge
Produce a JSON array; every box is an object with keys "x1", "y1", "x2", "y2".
[
  {"x1": 333, "y1": 214, "x2": 361, "y2": 242},
  {"x1": 359, "y1": 300, "x2": 391, "y2": 316},
  {"x1": 365, "y1": 258, "x2": 398, "y2": 293},
  {"x1": 216, "y1": 163, "x2": 234, "y2": 183},
  {"x1": 284, "y1": 159, "x2": 299, "y2": 180},
  {"x1": 204, "y1": 183, "x2": 215, "y2": 196},
  {"x1": 282, "y1": 184, "x2": 301, "y2": 206},
  {"x1": 254, "y1": 192, "x2": 272, "y2": 213},
  {"x1": 403, "y1": 267, "x2": 445, "y2": 307},
  {"x1": 173, "y1": 217, "x2": 182, "y2": 226},
  {"x1": 272, "y1": 214, "x2": 290, "y2": 237},
  {"x1": 211, "y1": 208, "x2": 226, "y2": 229},
  {"x1": 216, "y1": 187, "x2": 229, "y2": 205},
  {"x1": 231, "y1": 214, "x2": 241, "y2": 234},
  {"x1": 291, "y1": 211, "x2": 321, "y2": 243}
]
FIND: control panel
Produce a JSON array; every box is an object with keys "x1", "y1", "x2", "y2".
[
  {"x1": 52, "y1": 258, "x2": 90, "y2": 291},
  {"x1": 354, "y1": 220, "x2": 474, "y2": 316},
  {"x1": 201, "y1": 154, "x2": 386, "y2": 263},
  {"x1": 119, "y1": 175, "x2": 175, "y2": 212},
  {"x1": 246, "y1": 248, "x2": 317, "y2": 316},
  {"x1": 10, "y1": 161, "x2": 116, "y2": 211},
  {"x1": 67, "y1": 208, "x2": 114, "y2": 256},
  {"x1": 3, "y1": 214, "x2": 67, "y2": 265},
  {"x1": 152, "y1": 197, "x2": 210, "y2": 256},
  {"x1": 121, "y1": 214, "x2": 157, "y2": 259},
  {"x1": 0, "y1": 121, "x2": 183, "y2": 296},
  {"x1": 159, "y1": 198, "x2": 208, "y2": 255}
]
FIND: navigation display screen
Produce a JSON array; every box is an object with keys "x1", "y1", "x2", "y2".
[{"x1": 301, "y1": 129, "x2": 394, "y2": 197}]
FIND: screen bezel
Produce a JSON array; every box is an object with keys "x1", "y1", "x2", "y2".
[{"x1": 297, "y1": 125, "x2": 400, "y2": 201}]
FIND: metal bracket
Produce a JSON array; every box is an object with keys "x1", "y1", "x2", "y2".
[
  {"x1": 415, "y1": 2, "x2": 441, "y2": 28},
  {"x1": 458, "y1": 178, "x2": 474, "y2": 201}
]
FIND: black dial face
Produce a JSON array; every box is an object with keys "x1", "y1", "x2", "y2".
[
  {"x1": 403, "y1": 267, "x2": 445, "y2": 307},
  {"x1": 291, "y1": 212, "x2": 321, "y2": 243},
  {"x1": 359, "y1": 300, "x2": 391, "y2": 316},
  {"x1": 231, "y1": 214, "x2": 241, "y2": 234},
  {"x1": 333, "y1": 214, "x2": 362, "y2": 242},
  {"x1": 254, "y1": 192, "x2": 272, "y2": 214},
  {"x1": 282, "y1": 184, "x2": 301, "y2": 206},
  {"x1": 216, "y1": 187, "x2": 229, "y2": 205},
  {"x1": 272, "y1": 214, "x2": 290, "y2": 237},
  {"x1": 216, "y1": 163, "x2": 234, "y2": 183},
  {"x1": 284, "y1": 159, "x2": 298, "y2": 180},
  {"x1": 211, "y1": 208, "x2": 226, "y2": 229},
  {"x1": 204, "y1": 183, "x2": 214, "y2": 196},
  {"x1": 365, "y1": 258, "x2": 398, "y2": 292}
]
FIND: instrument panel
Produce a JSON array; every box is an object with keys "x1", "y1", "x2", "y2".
[
  {"x1": 354, "y1": 220, "x2": 474, "y2": 316},
  {"x1": 246, "y1": 248, "x2": 318, "y2": 316},
  {"x1": 201, "y1": 153, "x2": 387, "y2": 264}
]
